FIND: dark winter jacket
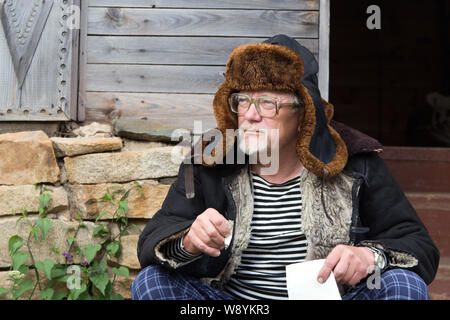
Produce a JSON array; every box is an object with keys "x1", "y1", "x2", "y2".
[{"x1": 137, "y1": 123, "x2": 440, "y2": 287}]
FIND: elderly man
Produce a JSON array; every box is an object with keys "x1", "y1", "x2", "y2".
[{"x1": 131, "y1": 34, "x2": 439, "y2": 300}]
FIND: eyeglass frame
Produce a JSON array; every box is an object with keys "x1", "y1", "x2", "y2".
[{"x1": 228, "y1": 93, "x2": 300, "y2": 118}]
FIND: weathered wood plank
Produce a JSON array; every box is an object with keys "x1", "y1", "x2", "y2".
[
  {"x1": 86, "y1": 64, "x2": 225, "y2": 93},
  {"x1": 71, "y1": 0, "x2": 81, "y2": 121},
  {"x1": 77, "y1": 0, "x2": 89, "y2": 121},
  {"x1": 87, "y1": 36, "x2": 319, "y2": 65},
  {"x1": 85, "y1": 91, "x2": 217, "y2": 130},
  {"x1": 89, "y1": 0, "x2": 319, "y2": 10},
  {"x1": 87, "y1": 8, "x2": 318, "y2": 37}
]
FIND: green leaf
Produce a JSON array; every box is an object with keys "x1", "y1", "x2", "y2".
[
  {"x1": 12, "y1": 252, "x2": 28, "y2": 271},
  {"x1": 0, "y1": 287, "x2": 11, "y2": 297},
  {"x1": 119, "y1": 189, "x2": 131, "y2": 202},
  {"x1": 100, "y1": 191, "x2": 113, "y2": 203},
  {"x1": 69, "y1": 282, "x2": 87, "y2": 300},
  {"x1": 18, "y1": 265, "x2": 29, "y2": 275},
  {"x1": 39, "y1": 193, "x2": 52, "y2": 210},
  {"x1": 112, "y1": 266, "x2": 129, "y2": 280},
  {"x1": 30, "y1": 226, "x2": 40, "y2": 241},
  {"x1": 52, "y1": 291, "x2": 67, "y2": 300},
  {"x1": 84, "y1": 244, "x2": 101, "y2": 263},
  {"x1": 106, "y1": 241, "x2": 120, "y2": 258},
  {"x1": 36, "y1": 217, "x2": 52, "y2": 240},
  {"x1": 40, "y1": 287, "x2": 54, "y2": 300},
  {"x1": 66, "y1": 237, "x2": 75, "y2": 247},
  {"x1": 118, "y1": 199, "x2": 128, "y2": 215},
  {"x1": 93, "y1": 224, "x2": 109, "y2": 238},
  {"x1": 8, "y1": 235, "x2": 23, "y2": 256},
  {"x1": 89, "y1": 271, "x2": 109, "y2": 296},
  {"x1": 35, "y1": 259, "x2": 55, "y2": 280},
  {"x1": 50, "y1": 264, "x2": 68, "y2": 280},
  {"x1": 95, "y1": 211, "x2": 110, "y2": 223},
  {"x1": 13, "y1": 280, "x2": 34, "y2": 299}
]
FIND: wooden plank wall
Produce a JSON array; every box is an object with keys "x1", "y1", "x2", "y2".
[{"x1": 84, "y1": 0, "x2": 326, "y2": 130}]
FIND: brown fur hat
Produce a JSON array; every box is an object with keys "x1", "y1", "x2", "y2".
[{"x1": 200, "y1": 35, "x2": 348, "y2": 178}]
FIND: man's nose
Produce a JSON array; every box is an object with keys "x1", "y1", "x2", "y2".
[{"x1": 244, "y1": 102, "x2": 262, "y2": 122}]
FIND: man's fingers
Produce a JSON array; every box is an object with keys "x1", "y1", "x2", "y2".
[
  {"x1": 208, "y1": 211, "x2": 230, "y2": 238},
  {"x1": 317, "y1": 246, "x2": 343, "y2": 283},
  {"x1": 185, "y1": 208, "x2": 230, "y2": 257},
  {"x1": 201, "y1": 222, "x2": 226, "y2": 249},
  {"x1": 189, "y1": 232, "x2": 221, "y2": 257},
  {"x1": 317, "y1": 260, "x2": 335, "y2": 283},
  {"x1": 335, "y1": 259, "x2": 351, "y2": 284}
]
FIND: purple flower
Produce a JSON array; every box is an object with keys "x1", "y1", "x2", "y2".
[
  {"x1": 81, "y1": 261, "x2": 89, "y2": 267},
  {"x1": 62, "y1": 251, "x2": 73, "y2": 263},
  {"x1": 98, "y1": 265, "x2": 103, "y2": 274},
  {"x1": 89, "y1": 271, "x2": 95, "y2": 277}
]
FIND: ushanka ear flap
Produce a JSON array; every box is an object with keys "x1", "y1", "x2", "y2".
[
  {"x1": 200, "y1": 83, "x2": 237, "y2": 166},
  {"x1": 296, "y1": 85, "x2": 348, "y2": 178}
]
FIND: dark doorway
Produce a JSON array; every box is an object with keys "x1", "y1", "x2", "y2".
[{"x1": 329, "y1": 0, "x2": 450, "y2": 147}]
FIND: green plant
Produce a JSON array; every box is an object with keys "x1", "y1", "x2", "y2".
[{"x1": 0, "y1": 181, "x2": 143, "y2": 300}]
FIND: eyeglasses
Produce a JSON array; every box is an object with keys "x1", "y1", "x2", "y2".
[{"x1": 228, "y1": 93, "x2": 298, "y2": 118}]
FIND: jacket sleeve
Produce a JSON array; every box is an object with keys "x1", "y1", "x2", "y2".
[
  {"x1": 137, "y1": 162, "x2": 206, "y2": 269},
  {"x1": 357, "y1": 153, "x2": 440, "y2": 284}
]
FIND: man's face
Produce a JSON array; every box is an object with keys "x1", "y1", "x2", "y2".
[{"x1": 236, "y1": 90, "x2": 302, "y2": 157}]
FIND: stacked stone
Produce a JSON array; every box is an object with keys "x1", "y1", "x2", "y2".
[{"x1": 0, "y1": 120, "x2": 190, "y2": 299}]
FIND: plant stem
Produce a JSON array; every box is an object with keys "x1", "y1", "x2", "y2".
[{"x1": 27, "y1": 221, "x2": 42, "y2": 299}]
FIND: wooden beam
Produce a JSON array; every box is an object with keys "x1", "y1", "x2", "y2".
[
  {"x1": 77, "y1": 0, "x2": 89, "y2": 121},
  {"x1": 88, "y1": 0, "x2": 319, "y2": 10},
  {"x1": 86, "y1": 64, "x2": 225, "y2": 93},
  {"x1": 87, "y1": 36, "x2": 319, "y2": 65},
  {"x1": 85, "y1": 91, "x2": 216, "y2": 130},
  {"x1": 87, "y1": 8, "x2": 319, "y2": 38}
]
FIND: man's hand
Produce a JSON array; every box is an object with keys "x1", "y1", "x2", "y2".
[
  {"x1": 182, "y1": 208, "x2": 230, "y2": 257},
  {"x1": 317, "y1": 245, "x2": 375, "y2": 286}
]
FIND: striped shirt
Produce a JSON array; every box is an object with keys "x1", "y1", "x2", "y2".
[
  {"x1": 222, "y1": 172, "x2": 307, "y2": 299},
  {"x1": 161, "y1": 171, "x2": 307, "y2": 299}
]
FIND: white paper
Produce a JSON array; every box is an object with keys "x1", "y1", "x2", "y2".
[
  {"x1": 285, "y1": 259, "x2": 342, "y2": 300},
  {"x1": 224, "y1": 220, "x2": 234, "y2": 249}
]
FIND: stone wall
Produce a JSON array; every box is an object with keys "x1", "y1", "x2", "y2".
[{"x1": 0, "y1": 120, "x2": 190, "y2": 299}]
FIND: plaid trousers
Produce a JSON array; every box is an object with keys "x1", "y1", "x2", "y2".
[{"x1": 131, "y1": 265, "x2": 429, "y2": 300}]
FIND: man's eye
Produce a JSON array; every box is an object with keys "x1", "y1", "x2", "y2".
[
  {"x1": 237, "y1": 97, "x2": 249, "y2": 104},
  {"x1": 260, "y1": 99, "x2": 276, "y2": 107}
]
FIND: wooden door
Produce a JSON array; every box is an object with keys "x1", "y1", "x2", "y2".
[{"x1": 0, "y1": 0, "x2": 81, "y2": 121}]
